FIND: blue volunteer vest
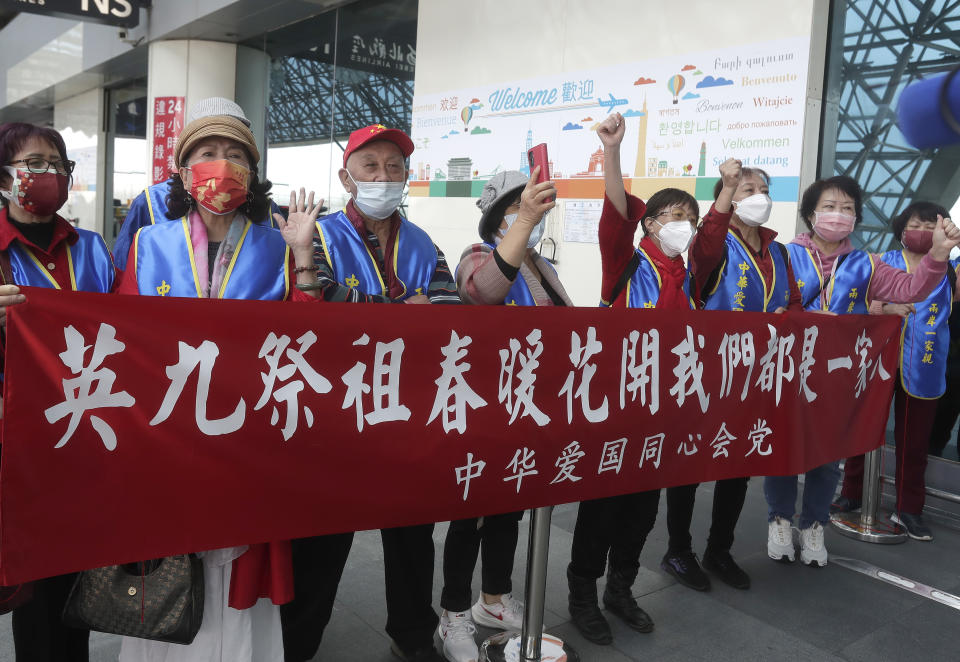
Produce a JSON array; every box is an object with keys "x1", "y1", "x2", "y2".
[
  {"x1": 786, "y1": 243, "x2": 874, "y2": 313},
  {"x1": 6, "y1": 229, "x2": 114, "y2": 293},
  {"x1": 133, "y1": 218, "x2": 290, "y2": 300},
  {"x1": 702, "y1": 233, "x2": 791, "y2": 311},
  {"x1": 316, "y1": 210, "x2": 437, "y2": 299},
  {"x1": 600, "y1": 247, "x2": 695, "y2": 310},
  {"x1": 883, "y1": 250, "x2": 951, "y2": 399},
  {"x1": 468, "y1": 242, "x2": 560, "y2": 306}
]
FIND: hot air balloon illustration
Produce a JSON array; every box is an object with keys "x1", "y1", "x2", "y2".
[
  {"x1": 667, "y1": 74, "x2": 685, "y2": 104},
  {"x1": 461, "y1": 100, "x2": 484, "y2": 131}
]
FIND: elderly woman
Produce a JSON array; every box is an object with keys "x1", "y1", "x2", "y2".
[
  {"x1": 0, "y1": 121, "x2": 118, "y2": 661},
  {"x1": 435, "y1": 168, "x2": 563, "y2": 662},
  {"x1": 116, "y1": 103, "x2": 321, "y2": 662},
  {"x1": 766, "y1": 176, "x2": 960, "y2": 568}
]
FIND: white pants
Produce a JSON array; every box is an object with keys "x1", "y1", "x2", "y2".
[{"x1": 119, "y1": 547, "x2": 283, "y2": 662}]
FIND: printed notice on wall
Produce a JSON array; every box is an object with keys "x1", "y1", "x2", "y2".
[
  {"x1": 563, "y1": 200, "x2": 603, "y2": 244},
  {"x1": 409, "y1": 37, "x2": 810, "y2": 202}
]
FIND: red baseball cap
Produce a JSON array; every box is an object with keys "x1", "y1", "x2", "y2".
[{"x1": 342, "y1": 124, "x2": 414, "y2": 167}]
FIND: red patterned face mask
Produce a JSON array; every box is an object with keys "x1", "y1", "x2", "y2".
[
  {"x1": 188, "y1": 160, "x2": 250, "y2": 215},
  {"x1": 1, "y1": 167, "x2": 69, "y2": 216}
]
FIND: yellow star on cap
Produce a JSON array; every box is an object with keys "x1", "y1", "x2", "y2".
[{"x1": 371, "y1": 124, "x2": 386, "y2": 133}]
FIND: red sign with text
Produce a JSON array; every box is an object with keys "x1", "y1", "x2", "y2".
[
  {"x1": 150, "y1": 96, "x2": 184, "y2": 184},
  {"x1": 0, "y1": 288, "x2": 900, "y2": 584}
]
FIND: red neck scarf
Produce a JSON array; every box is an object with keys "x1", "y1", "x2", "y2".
[{"x1": 639, "y1": 236, "x2": 691, "y2": 310}]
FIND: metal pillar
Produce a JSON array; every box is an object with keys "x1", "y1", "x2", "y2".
[
  {"x1": 831, "y1": 448, "x2": 907, "y2": 544},
  {"x1": 479, "y1": 506, "x2": 579, "y2": 662}
]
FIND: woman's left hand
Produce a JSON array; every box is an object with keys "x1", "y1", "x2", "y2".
[
  {"x1": 275, "y1": 188, "x2": 324, "y2": 253},
  {"x1": 930, "y1": 214, "x2": 960, "y2": 261}
]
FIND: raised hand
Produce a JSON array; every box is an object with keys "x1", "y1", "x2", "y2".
[
  {"x1": 518, "y1": 166, "x2": 557, "y2": 225},
  {"x1": 275, "y1": 188, "x2": 324, "y2": 254},
  {"x1": 597, "y1": 112, "x2": 626, "y2": 149},
  {"x1": 930, "y1": 214, "x2": 960, "y2": 261},
  {"x1": 719, "y1": 158, "x2": 743, "y2": 190}
]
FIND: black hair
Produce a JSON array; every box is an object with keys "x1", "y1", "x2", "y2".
[
  {"x1": 711, "y1": 167, "x2": 771, "y2": 200},
  {"x1": 891, "y1": 201, "x2": 949, "y2": 242},
  {"x1": 798, "y1": 175, "x2": 863, "y2": 231},
  {"x1": 641, "y1": 188, "x2": 700, "y2": 236},
  {"x1": 166, "y1": 164, "x2": 273, "y2": 223}
]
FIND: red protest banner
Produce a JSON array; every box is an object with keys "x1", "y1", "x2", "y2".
[
  {"x1": 0, "y1": 288, "x2": 900, "y2": 584},
  {"x1": 150, "y1": 96, "x2": 184, "y2": 184}
]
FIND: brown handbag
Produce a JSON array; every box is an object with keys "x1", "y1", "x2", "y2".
[{"x1": 62, "y1": 556, "x2": 204, "y2": 644}]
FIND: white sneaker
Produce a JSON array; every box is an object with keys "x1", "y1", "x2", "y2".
[
  {"x1": 767, "y1": 517, "x2": 795, "y2": 563},
  {"x1": 438, "y1": 610, "x2": 478, "y2": 662},
  {"x1": 470, "y1": 593, "x2": 524, "y2": 631},
  {"x1": 799, "y1": 522, "x2": 828, "y2": 567}
]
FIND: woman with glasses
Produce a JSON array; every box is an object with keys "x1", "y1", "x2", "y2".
[
  {"x1": 654, "y1": 168, "x2": 807, "y2": 597},
  {"x1": 0, "y1": 122, "x2": 118, "y2": 661},
  {"x1": 565, "y1": 112, "x2": 734, "y2": 646}
]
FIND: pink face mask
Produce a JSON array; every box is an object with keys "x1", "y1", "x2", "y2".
[
  {"x1": 901, "y1": 229, "x2": 933, "y2": 254},
  {"x1": 812, "y1": 211, "x2": 855, "y2": 242}
]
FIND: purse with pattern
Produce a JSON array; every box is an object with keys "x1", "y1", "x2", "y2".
[{"x1": 62, "y1": 555, "x2": 204, "y2": 644}]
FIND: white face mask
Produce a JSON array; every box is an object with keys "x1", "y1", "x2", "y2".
[
  {"x1": 733, "y1": 193, "x2": 773, "y2": 227},
  {"x1": 496, "y1": 212, "x2": 546, "y2": 249},
  {"x1": 654, "y1": 219, "x2": 695, "y2": 258},
  {"x1": 347, "y1": 170, "x2": 405, "y2": 220}
]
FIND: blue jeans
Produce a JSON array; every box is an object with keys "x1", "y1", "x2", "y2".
[{"x1": 764, "y1": 461, "x2": 841, "y2": 530}]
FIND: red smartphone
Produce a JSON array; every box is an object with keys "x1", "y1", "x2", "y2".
[{"x1": 527, "y1": 143, "x2": 554, "y2": 203}]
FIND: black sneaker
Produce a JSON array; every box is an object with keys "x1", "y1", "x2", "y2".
[
  {"x1": 830, "y1": 496, "x2": 861, "y2": 514},
  {"x1": 891, "y1": 512, "x2": 933, "y2": 541},
  {"x1": 660, "y1": 550, "x2": 711, "y2": 591},
  {"x1": 390, "y1": 641, "x2": 444, "y2": 662},
  {"x1": 702, "y1": 548, "x2": 751, "y2": 590}
]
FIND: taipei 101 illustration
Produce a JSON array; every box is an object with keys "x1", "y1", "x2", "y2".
[{"x1": 633, "y1": 97, "x2": 648, "y2": 179}]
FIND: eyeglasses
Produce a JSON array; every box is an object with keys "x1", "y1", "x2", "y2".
[
  {"x1": 655, "y1": 209, "x2": 699, "y2": 225},
  {"x1": 9, "y1": 158, "x2": 76, "y2": 175}
]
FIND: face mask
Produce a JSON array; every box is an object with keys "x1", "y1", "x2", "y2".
[
  {"x1": 496, "y1": 212, "x2": 546, "y2": 249},
  {"x1": 347, "y1": 171, "x2": 405, "y2": 220},
  {"x1": 188, "y1": 160, "x2": 249, "y2": 215},
  {"x1": 654, "y1": 219, "x2": 695, "y2": 258},
  {"x1": 1, "y1": 166, "x2": 69, "y2": 216},
  {"x1": 812, "y1": 211, "x2": 856, "y2": 242},
  {"x1": 733, "y1": 193, "x2": 772, "y2": 227},
  {"x1": 902, "y1": 229, "x2": 933, "y2": 254}
]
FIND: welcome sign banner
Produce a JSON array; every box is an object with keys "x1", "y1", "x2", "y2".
[
  {"x1": 409, "y1": 37, "x2": 809, "y2": 202},
  {"x1": 0, "y1": 287, "x2": 897, "y2": 583}
]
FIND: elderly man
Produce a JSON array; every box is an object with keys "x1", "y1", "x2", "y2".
[
  {"x1": 280, "y1": 124, "x2": 456, "y2": 662},
  {"x1": 112, "y1": 97, "x2": 280, "y2": 269}
]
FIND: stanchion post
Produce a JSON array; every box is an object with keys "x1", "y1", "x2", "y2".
[
  {"x1": 478, "y1": 506, "x2": 579, "y2": 662},
  {"x1": 831, "y1": 448, "x2": 906, "y2": 544}
]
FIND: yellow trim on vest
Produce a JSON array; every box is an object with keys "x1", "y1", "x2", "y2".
[
  {"x1": 315, "y1": 221, "x2": 334, "y2": 269},
  {"x1": 144, "y1": 187, "x2": 158, "y2": 225},
  {"x1": 217, "y1": 221, "x2": 251, "y2": 299},
  {"x1": 22, "y1": 246, "x2": 61, "y2": 289},
  {"x1": 179, "y1": 217, "x2": 203, "y2": 298},
  {"x1": 65, "y1": 243, "x2": 78, "y2": 291},
  {"x1": 283, "y1": 245, "x2": 291, "y2": 300}
]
